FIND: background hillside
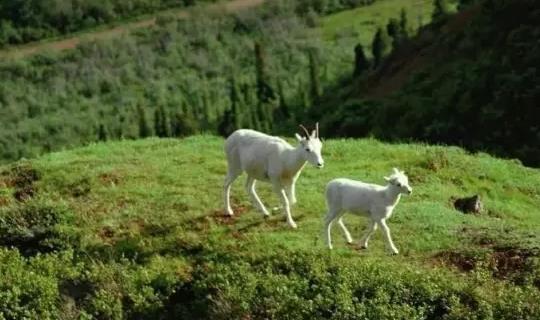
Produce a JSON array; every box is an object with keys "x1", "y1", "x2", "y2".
[
  {"x1": 1, "y1": 137, "x2": 539, "y2": 318},
  {"x1": 313, "y1": 0, "x2": 540, "y2": 166},
  {"x1": 0, "y1": 0, "x2": 433, "y2": 164}
]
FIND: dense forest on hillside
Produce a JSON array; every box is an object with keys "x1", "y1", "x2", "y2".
[
  {"x1": 314, "y1": 0, "x2": 540, "y2": 166},
  {"x1": 0, "y1": 0, "x2": 216, "y2": 46},
  {"x1": 0, "y1": 0, "x2": 378, "y2": 46},
  {"x1": 0, "y1": 0, "x2": 395, "y2": 163}
]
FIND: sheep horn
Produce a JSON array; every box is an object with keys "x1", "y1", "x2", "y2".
[
  {"x1": 299, "y1": 124, "x2": 310, "y2": 139},
  {"x1": 316, "y1": 122, "x2": 319, "y2": 138}
]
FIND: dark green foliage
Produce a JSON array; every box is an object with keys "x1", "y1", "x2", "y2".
[
  {"x1": 0, "y1": 0, "x2": 364, "y2": 163},
  {"x1": 274, "y1": 80, "x2": 291, "y2": 121},
  {"x1": 315, "y1": 0, "x2": 540, "y2": 166},
  {"x1": 433, "y1": 0, "x2": 450, "y2": 21},
  {"x1": 0, "y1": 199, "x2": 77, "y2": 256},
  {"x1": 254, "y1": 42, "x2": 276, "y2": 132},
  {"x1": 399, "y1": 8, "x2": 409, "y2": 38},
  {"x1": 171, "y1": 112, "x2": 198, "y2": 137},
  {"x1": 0, "y1": 0, "x2": 218, "y2": 46},
  {"x1": 308, "y1": 49, "x2": 322, "y2": 104},
  {"x1": 154, "y1": 105, "x2": 170, "y2": 138},
  {"x1": 371, "y1": 27, "x2": 389, "y2": 68},
  {"x1": 97, "y1": 123, "x2": 108, "y2": 141},
  {"x1": 353, "y1": 43, "x2": 370, "y2": 77},
  {"x1": 137, "y1": 106, "x2": 151, "y2": 138}
]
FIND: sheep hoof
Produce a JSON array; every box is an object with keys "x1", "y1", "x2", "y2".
[
  {"x1": 359, "y1": 245, "x2": 368, "y2": 250},
  {"x1": 390, "y1": 250, "x2": 399, "y2": 255},
  {"x1": 225, "y1": 210, "x2": 234, "y2": 216},
  {"x1": 288, "y1": 222, "x2": 298, "y2": 229}
]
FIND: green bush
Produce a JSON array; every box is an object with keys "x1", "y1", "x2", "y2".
[{"x1": 0, "y1": 198, "x2": 78, "y2": 255}]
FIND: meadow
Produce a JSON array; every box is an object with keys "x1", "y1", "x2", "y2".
[{"x1": 1, "y1": 136, "x2": 539, "y2": 318}]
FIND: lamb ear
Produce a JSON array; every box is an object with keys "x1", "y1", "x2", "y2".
[
  {"x1": 384, "y1": 176, "x2": 391, "y2": 182},
  {"x1": 392, "y1": 167, "x2": 400, "y2": 174},
  {"x1": 295, "y1": 133, "x2": 304, "y2": 142}
]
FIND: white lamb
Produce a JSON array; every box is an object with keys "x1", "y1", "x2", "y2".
[
  {"x1": 223, "y1": 124, "x2": 324, "y2": 228},
  {"x1": 323, "y1": 168, "x2": 412, "y2": 254}
]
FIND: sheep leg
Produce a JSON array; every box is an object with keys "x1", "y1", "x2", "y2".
[
  {"x1": 323, "y1": 209, "x2": 338, "y2": 249},
  {"x1": 285, "y1": 182, "x2": 297, "y2": 205},
  {"x1": 223, "y1": 171, "x2": 240, "y2": 216},
  {"x1": 359, "y1": 220, "x2": 377, "y2": 249},
  {"x1": 245, "y1": 176, "x2": 270, "y2": 217},
  {"x1": 273, "y1": 182, "x2": 296, "y2": 228},
  {"x1": 337, "y1": 217, "x2": 353, "y2": 244},
  {"x1": 377, "y1": 219, "x2": 399, "y2": 255}
]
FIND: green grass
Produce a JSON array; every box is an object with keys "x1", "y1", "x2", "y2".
[
  {"x1": 321, "y1": 0, "x2": 434, "y2": 46},
  {"x1": 1, "y1": 136, "x2": 539, "y2": 318}
]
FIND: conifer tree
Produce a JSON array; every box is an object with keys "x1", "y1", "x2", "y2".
[
  {"x1": 308, "y1": 50, "x2": 322, "y2": 104},
  {"x1": 229, "y1": 76, "x2": 243, "y2": 130},
  {"x1": 432, "y1": 0, "x2": 449, "y2": 21},
  {"x1": 371, "y1": 27, "x2": 389, "y2": 68},
  {"x1": 137, "y1": 105, "x2": 151, "y2": 138},
  {"x1": 97, "y1": 123, "x2": 107, "y2": 141},
  {"x1": 353, "y1": 43, "x2": 370, "y2": 77},
  {"x1": 171, "y1": 112, "x2": 197, "y2": 137},
  {"x1": 154, "y1": 105, "x2": 169, "y2": 137},
  {"x1": 274, "y1": 80, "x2": 290, "y2": 121},
  {"x1": 400, "y1": 8, "x2": 409, "y2": 38},
  {"x1": 254, "y1": 42, "x2": 275, "y2": 131}
]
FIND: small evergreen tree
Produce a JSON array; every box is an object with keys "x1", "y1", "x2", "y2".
[
  {"x1": 97, "y1": 123, "x2": 107, "y2": 141},
  {"x1": 254, "y1": 42, "x2": 275, "y2": 131},
  {"x1": 137, "y1": 105, "x2": 151, "y2": 138},
  {"x1": 217, "y1": 109, "x2": 235, "y2": 137},
  {"x1": 399, "y1": 8, "x2": 409, "y2": 38},
  {"x1": 171, "y1": 112, "x2": 198, "y2": 137},
  {"x1": 274, "y1": 80, "x2": 291, "y2": 121},
  {"x1": 353, "y1": 43, "x2": 370, "y2": 77},
  {"x1": 371, "y1": 27, "x2": 389, "y2": 68},
  {"x1": 432, "y1": 0, "x2": 449, "y2": 21},
  {"x1": 308, "y1": 50, "x2": 322, "y2": 104},
  {"x1": 154, "y1": 104, "x2": 170, "y2": 137},
  {"x1": 229, "y1": 76, "x2": 243, "y2": 130}
]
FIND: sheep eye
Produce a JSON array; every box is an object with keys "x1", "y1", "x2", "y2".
[
  {"x1": 306, "y1": 148, "x2": 311, "y2": 152},
  {"x1": 397, "y1": 183, "x2": 402, "y2": 187}
]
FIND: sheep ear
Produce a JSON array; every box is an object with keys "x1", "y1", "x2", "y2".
[
  {"x1": 295, "y1": 133, "x2": 304, "y2": 142},
  {"x1": 384, "y1": 176, "x2": 391, "y2": 182},
  {"x1": 392, "y1": 167, "x2": 399, "y2": 174}
]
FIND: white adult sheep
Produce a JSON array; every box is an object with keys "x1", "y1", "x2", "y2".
[
  {"x1": 223, "y1": 124, "x2": 324, "y2": 228},
  {"x1": 323, "y1": 168, "x2": 412, "y2": 254}
]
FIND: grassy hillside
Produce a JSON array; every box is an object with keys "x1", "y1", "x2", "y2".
[
  {"x1": 1, "y1": 136, "x2": 539, "y2": 318},
  {"x1": 314, "y1": 0, "x2": 540, "y2": 166}
]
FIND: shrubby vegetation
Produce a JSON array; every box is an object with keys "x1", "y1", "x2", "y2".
[
  {"x1": 0, "y1": 0, "x2": 385, "y2": 164},
  {"x1": 0, "y1": 0, "x2": 222, "y2": 46},
  {"x1": 315, "y1": 0, "x2": 540, "y2": 166}
]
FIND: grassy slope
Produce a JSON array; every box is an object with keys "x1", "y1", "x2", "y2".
[
  {"x1": 321, "y1": 0, "x2": 434, "y2": 50},
  {"x1": 23, "y1": 136, "x2": 540, "y2": 264},
  {"x1": 1, "y1": 136, "x2": 540, "y2": 316}
]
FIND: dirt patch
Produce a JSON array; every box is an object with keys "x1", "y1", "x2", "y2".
[
  {"x1": 490, "y1": 247, "x2": 537, "y2": 280},
  {"x1": 98, "y1": 172, "x2": 121, "y2": 186},
  {"x1": 2, "y1": 163, "x2": 41, "y2": 202},
  {"x1": 434, "y1": 247, "x2": 539, "y2": 281},
  {"x1": 434, "y1": 251, "x2": 477, "y2": 272},
  {"x1": 211, "y1": 204, "x2": 249, "y2": 225}
]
